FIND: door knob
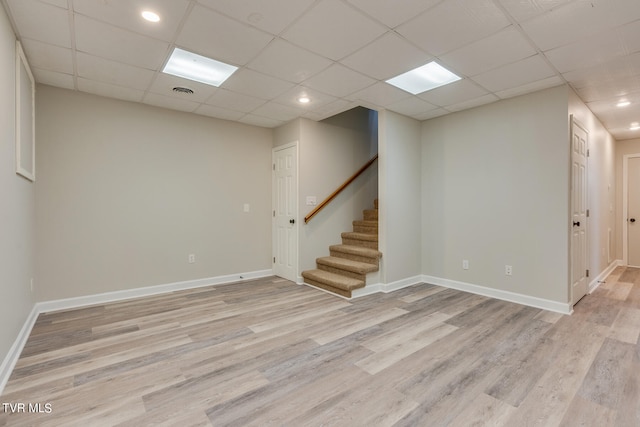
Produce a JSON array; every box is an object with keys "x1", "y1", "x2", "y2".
[
  {"x1": 631, "y1": 218, "x2": 636, "y2": 223},
  {"x1": 573, "y1": 221, "x2": 580, "y2": 227},
  {"x1": 289, "y1": 219, "x2": 295, "y2": 224}
]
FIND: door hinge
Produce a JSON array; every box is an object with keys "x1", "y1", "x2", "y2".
[
  {"x1": 586, "y1": 209, "x2": 590, "y2": 217},
  {"x1": 272, "y1": 164, "x2": 275, "y2": 170},
  {"x1": 587, "y1": 149, "x2": 590, "y2": 157},
  {"x1": 586, "y1": 269, "x2": 589, "y2": 278},
  {"x1": 273, "y1": 257, "x2": 276, "y2": 263},
  {"x1": 273, "y1": 210, "x2": 276, "y2": 217}
]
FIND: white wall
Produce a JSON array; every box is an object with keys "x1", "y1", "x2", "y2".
[
  {"x1": 568, "y1": 89, "x2": 617, "y2": 278},
  {"x1": 35, "y1": 86, "x2": 273, "y2": 301},
  {"x1": 421, "y1": 86, "x2": 570, "y2": 303},
  {"x1": 379, "y1": 110, "x2": 422, "y2": 284},
  {"x1": 0, "y1": 4, "x2": 36, "y2": 381}
]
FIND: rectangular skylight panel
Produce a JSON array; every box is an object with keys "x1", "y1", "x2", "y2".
[
  {"x1": 163, "y1": 48, "x2": 238, "y2": 87},
  {"x1": 386, "y1": 61, "x2": 461, "y2": 95}
]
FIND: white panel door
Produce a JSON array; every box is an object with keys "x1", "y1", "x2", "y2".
[
  {"x1": 273, "y1": 144, "x2": 298, "y2": 282},
  {"x1": 628, "y1": 157, "x2": 640, "y2": 266},
  {"x1": 571, "y1": 118, "x2": 588, "y2": 305}
]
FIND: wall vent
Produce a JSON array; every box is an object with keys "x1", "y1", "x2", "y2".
[{"x1": 172, "y1": 87, "x2": 194, "y2": 94}]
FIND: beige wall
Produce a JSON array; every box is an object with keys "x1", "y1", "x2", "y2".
[
  {"x1": 615, "y1": 138, "x2": 640, "y2": 261},
  {"x1": 379, "y1": 110, "x2": 422, "y2": 283},
  {"x1": 0, "y1": 4, "x2": 36, "y2": 376},
  {"x1": 35, "y1": 86, "x2": 273, "y2": 300},
  {"x1": 421, "y1": 86, "x2": 570, "y2": 303}
]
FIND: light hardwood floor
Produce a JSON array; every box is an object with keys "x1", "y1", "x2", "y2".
[{"x1": 1, "y1": 267, "x2": 639, "y2": 426}]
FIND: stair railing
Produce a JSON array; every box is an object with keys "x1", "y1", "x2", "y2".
[{"x1": 304, "y1": 154, "x2": 378, "y2": 224}]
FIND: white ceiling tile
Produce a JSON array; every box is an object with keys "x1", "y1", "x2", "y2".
[
  {"x1": 6, "y1": 0, "x2": 71, "y2": 48},
  {"x1": 472, "y1": 54, "x2": 557, "y2": 92},
  {"x1": 303, "y1": 64, "x2": 376, "y2": 98},
  {"x1": 282, "y1": 0, "x2": 387, "y2": 60},
  {"x1": 148, "y1": 73, "x2": 218, "y2": 103},
  {"x1": 196, "y1": 0, "x2": 315, "y2": 35},
  {"x1": 222, "y1": 69, "x2": 295, "y2": 100},
  {"x1": 204, "y1": 88, "x2": 266, "y2": 113},
  {"x1": 238, "y1": 114, "x2": 284, "y2": 128},
  {"x1": 32, "y1": 68, "x2": 75, "y2": 89},
  {"x1": 495, "y1": 75, "x2": 564, "y2": 99},
  {"x1": 273, "y1": 85, "x2": 339, "y2": 110},
  {"x1": 302, "y1": 99, "x2": 357, "y2": 121},
  {"x1": 396, "y1": 0, "x2": 510, "y2": 55},
  {"x1": 522, "y1": 0, "x2": 640, "y2": 51},
  {"x1": 247, "y1": 39, "x2": 332, "y2": 83},
  {"x1": 40, "y1": 0, "x2": 69, "y2": 8},
  {"x1": 177, "y1": 4, "x2": 274, "y2": 66},
  {"x1": 446, "y1": 93, "x2": 499, "y2": 112},
  {"x1": 346, "y1": 0, "x2": 442, "y2": 28},
  {"x1": 348, "y1": 82, "x2": 413, "y2": 108},
  {"x1": 618, "y1": 19, "x2": 640, "y2": 55},
  {"x1": 76, "y1": 52, "x2": 156, "y2": 90},
  {"x1": 562, "y1": 52, "x2": 640, "y2": 89},
  {"x1": 75, "y1": 15, "x2": 170, "y2": 70},
  {"x1": 143, "y1": 92, "x2": 200, "y2": 113},
  {"x1": 440, "y1": 26, "x2": 536, "y2": 77},
  {"x1": 341, "y1": 32, "x2": 431, "y2": 80},
  {"x1": 251, "y1": 102, "x2": 304, "y2": 122},
  {"x1": 575, "y1": 75, "x2": 640, "y2": 103},
  {"x1": 386, "y1": 96, "x2": 439, "y2": 118},
  {"x1": 21, "y1": 39, "x2": 73, "y2": 74},
  {"x1": 72, "y1": 0, "x2": 190, "y2": 43},
  {"x1": 194, "y1": 104, "x2": 245, "y2": 122},
  {"x1": 418, "y1": 79, "x2": 489, "y2": 106},
  {"x1": 496, "y1": 0, "x2": 573, "y2": 23},
  {"x1": 77, "y1": 78, "x2": 145, "y2": 103},
  {"x1": 544, "y1": 30, "x2": 626, "y2": 73}
]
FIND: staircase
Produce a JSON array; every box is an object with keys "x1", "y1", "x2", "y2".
[{"x1": 302, "y1": 199, "x2": 382, "y2": 298}]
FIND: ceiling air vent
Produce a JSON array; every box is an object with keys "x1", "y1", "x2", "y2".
[{"x1": 172, "y1": 87, "x2": 194, "y2": 94}]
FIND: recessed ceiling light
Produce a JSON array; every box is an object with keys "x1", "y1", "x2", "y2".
[
  {"x1": 386, "y1": 61, "x2": 461, "y2": 95},
  {"x1": 163, "y1": 48, "x2": 238, "y2": 87},
  {"x1": 298, "y1": 96, "x2": 310, "y2": 104},
  {"x1": 141, "y1": 10, "x2": 160, "y2": 22},
  {"x1": 631, "y1": 122, "x2": 640, "y2": 130},
  {"x1": 617, "y1": 100, "x2": 631, "y2": 107}
]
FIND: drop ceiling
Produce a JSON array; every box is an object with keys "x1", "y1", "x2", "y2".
[{"x1": 3, "y1": 0, "x2": 640, "y2": 140}]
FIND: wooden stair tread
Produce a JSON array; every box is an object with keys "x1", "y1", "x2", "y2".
[
  {"x1": 301, "y1": 269, "x2": 365, "y2": 291},
  {"x1": 316, "y1": 256, "x2": 378, "y2": 275},
  {"x1": 329, "y1": 244, "x2": 382, "y2": 258}
]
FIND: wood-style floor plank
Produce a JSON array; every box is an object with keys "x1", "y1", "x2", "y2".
[{"x1": 2, "y1": 272, "x2": 640, "y2": 426}]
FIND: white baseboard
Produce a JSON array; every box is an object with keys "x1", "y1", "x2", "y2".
[
  {"x1": 588, "y1": 259, "x2": 623, "y2": 294},
  {"x1": 0, "y1": 268, "x2": 273, "y2": 395},
  {"x1": 0, "y1": 305, "x2": 39, "y2": 396},
  {"x1": 421, "y1": 275, "x2": 573, "y2": 315}
]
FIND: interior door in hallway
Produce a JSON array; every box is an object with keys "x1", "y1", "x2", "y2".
[
  {"x1": 273, "y1": 144, "x2": 298, "y2": 282},
  {"x1": 571, "y1": 118, "x2": 588, "y2": 305},
  {"x1": 627, "y1": 157, "x2": 640, "y2": 266}
]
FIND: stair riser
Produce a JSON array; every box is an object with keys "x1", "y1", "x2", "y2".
[
  {"x1": 304, "y1": 279, "x2": 353, "y2": 298},
  {"x1": 353, "y1": 224, "x2": 378, "y2": 233},
  {"x1": 342, "y1": 237, "x2": 378, "y2": 249},
  {"x1": 329, "y1": 250, "x2": 379, "y2": 266},
  {"x1": 317, "y1": 264, "x2": 366, "y2": 281},
  {"x1": 363, "y1": 209, "x2": 378, "y2": 220}
]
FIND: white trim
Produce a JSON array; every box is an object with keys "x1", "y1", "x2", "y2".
[
  {"x1": 0, "y1": 305, "x2": 39, "y2": 395},
  {"x1": 0, "y1": 268, "x2": 273, "y2": 395},
  {"x1": 622, "y1": 153, "x2": 640, "y2": 265},
  {"x1": 588, "y1": 259, "x2": 623, "y2": 294},
  {"x1": 422, "y1": 275, "x2": 573, "y2": 315}
]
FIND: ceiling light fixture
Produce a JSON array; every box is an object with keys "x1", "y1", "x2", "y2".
[
  {"x1": 617, "y1": 100, "x2": 631, "y2": 107},
  {"x1": 298, "y1": 96, "x2": 310, "y2": 104},
  {"x1": 386, "y1": 61, "x2": 461, "y2": 95},
  {"x1": 631, "y1": 122, "x2": 640, "y2": 131},
  {"x1": 141, "y1": 10, "x2": 160, "y2": 22},
  {"x1": 163, "y1": 48, "x2": 238, "y2": 87}
]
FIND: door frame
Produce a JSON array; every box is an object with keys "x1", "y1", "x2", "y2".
[
  {"x1": 570, "y1": 116, "x2": 589, "y2": 305},
  {"x1": 272, "y1": 141, "x2": 299, "y2": 282},
  {"x1": 622, "y1": 153, "x2": 640, "y2": 265}
]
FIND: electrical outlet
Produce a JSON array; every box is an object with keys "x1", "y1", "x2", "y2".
[
  {"x1": 462, "y1": 260, "x2": 469, "y2": 270},
  {"x1": 188, "y1": 254, "x2": 195, "y2": 264},
  {"x1": 505, "y1": 265, "x2": 513, "y2": 276}
]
